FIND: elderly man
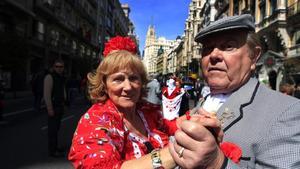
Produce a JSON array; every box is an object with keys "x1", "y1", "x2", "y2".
[{"x1": 170, "y1": 14, "x2": 300, "y2": 168}]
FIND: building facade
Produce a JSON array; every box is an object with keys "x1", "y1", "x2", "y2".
[
  {"x1": 0, "y1": 0, "x2": 132, "y2": 91},
  {"x1": 195, "y1": 0, "x2": 300, "y2": 89},
  {"x1": 183, "y1": 0, "x2": 205, "y2": 79},
  {"x1": 143, "y1": 25, "x2": 175, "y2": 75}
]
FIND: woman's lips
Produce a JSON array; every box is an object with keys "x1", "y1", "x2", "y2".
[{"x1": 121, "y1": 96, "x2": 133, "y2": 99}]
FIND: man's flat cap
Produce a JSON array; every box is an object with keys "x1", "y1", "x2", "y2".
[{"x1": 195, "y1": 14, "x2": 255, "y2": 43}]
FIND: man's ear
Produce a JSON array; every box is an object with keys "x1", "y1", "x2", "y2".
[{"x1": 250, "y1": 46, "x2": 262, "y2": 70}]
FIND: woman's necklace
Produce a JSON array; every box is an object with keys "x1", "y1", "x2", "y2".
[
  {"x1": 111, "y1": 103, "x2": 148, "y2": 142},
  {"x1": 112, "y1": 102, "x2": 163, "y2": 153}
]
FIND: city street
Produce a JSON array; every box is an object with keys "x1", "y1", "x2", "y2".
[
  {"x1": 0, "y1": 95, "x2": 90, "y2": 169},
  {"x1": 0, "y1": 91, "x2": 195, "y2": 169},
  {"x1": 1, "y1": 0, "x2": 300, "y2": 168}
]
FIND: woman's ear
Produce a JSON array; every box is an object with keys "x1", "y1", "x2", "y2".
[{"x1": 250, "y1": 46, "x2": 262, "y2": 70}]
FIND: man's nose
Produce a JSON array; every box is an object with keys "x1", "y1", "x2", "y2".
[{"x1": 210, "y1": 48, "x2": 223, "y2": 63}]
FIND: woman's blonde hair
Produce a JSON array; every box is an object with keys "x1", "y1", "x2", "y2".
[{"x1": 87, "y1": 50, "x2": 148, "y2": 103}]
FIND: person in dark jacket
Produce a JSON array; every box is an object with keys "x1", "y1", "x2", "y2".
[
  {"x1": 43, "y1": 59, "x2": 66, "y2": 157},
  {"x1": 175, "y1": 79, "x2": 190, "y2": 117}
]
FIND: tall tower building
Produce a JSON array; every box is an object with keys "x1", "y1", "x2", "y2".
[
  {"x1": 143, "y1": 25, "x2": 156, "y2": 72},
  {"x1": 143, "y1": 25, "x2": 175, "y2": 75}
]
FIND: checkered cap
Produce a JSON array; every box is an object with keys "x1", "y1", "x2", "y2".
[{"x1": 195, "y1": 14, "x2": 255, "y2": 43}]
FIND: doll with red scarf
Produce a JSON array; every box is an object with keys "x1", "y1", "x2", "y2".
[{"x1": 161, "y1": 78, "x2": 186, "y2": 120}]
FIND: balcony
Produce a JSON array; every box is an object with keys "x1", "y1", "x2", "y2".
[
  {"x1": 75, "y1": 3, "x2": 96, "y2": 25},
  {"x1": 34, "y1": 0, "x2": 56, "y2": 17},
  {"x1": 287, "y1": 1, "x2": 300, "y2": 17},
  {"x1": 288, "y1": 44, "x2": 300, "y2": 57}
]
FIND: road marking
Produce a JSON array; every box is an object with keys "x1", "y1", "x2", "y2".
[
  {"x1": 3, "y1": 105, "x2": 46, "y2": 117},
  {"x1": 3, "y1": 108, "x2": 35, "y2": 117},
  {"x1": 41, "y1": 115, "x2": 74, "y2": 130}
]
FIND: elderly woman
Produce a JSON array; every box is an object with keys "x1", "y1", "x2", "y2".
[{"x1": 68, "y1": 36, "x2": 222, "y2": 169}]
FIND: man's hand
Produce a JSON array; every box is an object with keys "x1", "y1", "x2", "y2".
[
  {"x1": 169, "y1": 117, "x2": 225, "y2": 169},
  {"x1": 190, "y1": 108, "x2": 223, "y2": 143}
]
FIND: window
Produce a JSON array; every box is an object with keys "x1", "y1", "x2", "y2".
[
  {"x1": 259, "y1": 0, "x2": 266, "y2": 21},
  {"x1": 80, "y1": 45, "x2": 85, "y2": 57},
  {"x1": 106, "y1": 17, "x2": 112, "y2": 28},
  {"x1": 233, "y1": 0, "x2": 239, "y2": 15},
  {"x1": 295, "y1": 30, "x2": 300, "y2": 44},
  {"x1": 50, "y1": 29, "x2": 59, "y2": 46},
  {"x1": 15, "y1": 24, "x2": 26, "y2": 37},
  {"x1": 72, "y1": 40, "x2": 77, "y2": 50},
  {"x1": 43, "y1": 0, "x2": 53, "y2": 5},
  {"x1": 250, "y1": 1, "x2": 256, "y2": 16},
  {"x1": 270, "y1": 0, "x2": 277, "y2": 15},
  {"x1": 37, "y1": 22, "x2": 45, "y2": 41},
  {"x1": 108, "y1": 4, "x2": 113, "y2": 14}
]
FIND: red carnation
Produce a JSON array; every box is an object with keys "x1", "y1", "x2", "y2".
[
  {"x1": 220, "y1": 142, "x2": 242, "y2": 164},
  {"x1": 103, "y1": 36, "x2": 137, "y2": 57}
]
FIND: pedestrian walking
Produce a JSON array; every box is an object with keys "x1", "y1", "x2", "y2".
[
  {"x1": 43, "y1": 58, "x2": 66, "y2": 157},
  {"x1": 175, "y1": 79, "x2": 190, "y2": 117},
  {"x1": 145, "y1": 74, "x2": 162, "y2": 106},
  {"x1": 194, "y1": 78, "x2": 203, "y2": 106}
]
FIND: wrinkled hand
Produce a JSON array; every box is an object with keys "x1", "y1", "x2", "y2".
[
  {"x1": 190, "y1": 108, "x2": 224, "y2": 143},
  {"x1": 176, "y1": 113, "x2": 188, "y2": 128},
  {"x1": 169, "y1": 110, "x2": 225, "y2": 169}
]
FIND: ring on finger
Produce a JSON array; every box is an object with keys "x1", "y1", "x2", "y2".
[{"x1": 178, "y1": 147, "x2": 185, "y2": 158}]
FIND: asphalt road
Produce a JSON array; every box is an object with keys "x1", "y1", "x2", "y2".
[
  {"x1": 0, "y1": 94, "x2": 195, "y2": 169},
  {"x1": 0, "y1": 96, "x2": 90, "y2": 169}
]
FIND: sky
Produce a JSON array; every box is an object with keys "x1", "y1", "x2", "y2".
[{"x1": 119, "y1": 0, "x2": 191, "y2": 53}]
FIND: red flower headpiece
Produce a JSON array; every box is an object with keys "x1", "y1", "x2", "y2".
[{"x1": 103, "y1": 36, "x2": 137, "y2": 57}]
